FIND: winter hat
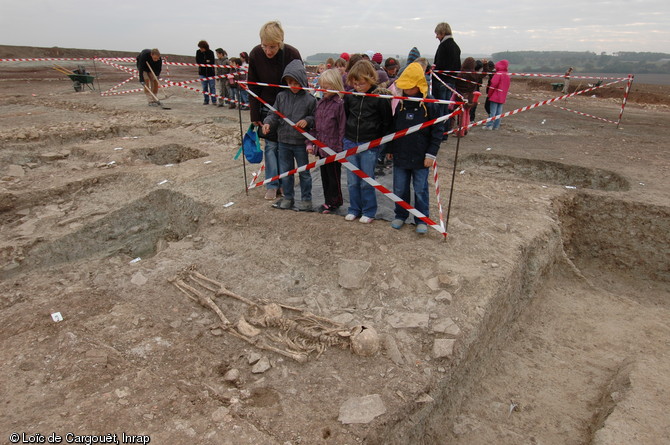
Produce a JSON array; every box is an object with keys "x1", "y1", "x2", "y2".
[
  {"x1": 372, "y1": 52, "x2": 383, "y2": 64},
  {"x1": 406, "y1": 47, "x2": 421, "y2": 66},
  {"x1": 340, "y1": 52, "x2": 350, "y2": 61},
  {"x1": 365, "y1": 50, "x2": 375, "y2": 60},
  {"x1": 384, "y1": 57, "x2": 399, "y2": 69},
  {"x1": 395, "y1": 62, "x2": 428, "y2": 97}
]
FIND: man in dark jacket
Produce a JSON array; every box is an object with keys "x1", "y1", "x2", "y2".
[
  {"x1": 433, "y1": 22, "x2": 461, "y2": 124},
  {"x1": 137, "y1": 48, "x2": 162, "y2": 106},
  {"x1": 196, "y1": 40, "x2": 217, "y2": 105}
]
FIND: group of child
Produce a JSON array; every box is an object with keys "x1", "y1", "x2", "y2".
[
  {"x1": 260, "y1": 57, "x2": 452, "y2": 234},
  {"x1": 257, "y1": 51, "x2": 511, "y2": 234},
  {"x1": 214, "y1": 48, "x2": 250, "y2": 109},
  {"x1": 195, "y1": 40, "x2": 251, "y2": 109}
]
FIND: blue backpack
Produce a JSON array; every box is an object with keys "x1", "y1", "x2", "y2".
[{"x1": 234, "y1": 124, "x2": 263, "y2": 164}]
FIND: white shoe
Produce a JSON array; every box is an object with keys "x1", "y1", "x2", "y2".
[
  {"x1": 359, "y1": 216, "x2": 374, "y2": 224},
  {"x1": 344, "y1": 214, "x2": 357, "y2": 221}
]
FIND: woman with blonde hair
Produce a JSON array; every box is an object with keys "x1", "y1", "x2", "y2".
[{"x1": 248, "y1": 21, "x2": 302, "y2": 200}]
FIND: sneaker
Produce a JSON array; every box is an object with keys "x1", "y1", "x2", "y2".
[
  {"x1": 344, "y1": 214, "x2": 357, "y2": 221},
  {"x1": 391, "y1": 219, "x2": 404, "y2": 230},
  {"x1": 296, "y1": 200, "x2": 313, "y2": 212},
  {"x1": 359, "y1": 216, "x2": 374, "y2": 224},
  {"x1": 203, "y1": 102, "x2": 209, "y2": 105},
  {"x1": 416, "y1": 223, "x2": 428, "y2": 234},
  {"x1": 264, "y1": 189, "x2": 277, "y2": 200},
  {"x1": 278, "y1": 198, "x2": 294, "y2": 210}
]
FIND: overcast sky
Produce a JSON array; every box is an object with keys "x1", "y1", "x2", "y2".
[{"x1": 1, "y1": 0, "x2": 668, "y2": 58}]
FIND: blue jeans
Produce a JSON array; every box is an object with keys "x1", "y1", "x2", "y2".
[
  {"x1": 393, "y1": 166, "x2": 429, "y2": 224},
  {"x1": 343, "y1": 138, "x2": 379, "y2": 218},
  {"x1": 278, "y1": 142, "x2": 312, "y2": 201},
  {"x1": 239, "y1": 88, "x2": 249, "y2": 107},
  {"x1": 264, "y1": 139, "x2": 280, "y2": 189},
  {"x1": 432, "y1": 80, "x2": 454, "y2": 138},
  {"x1": 200, "y1": 75, "x2": 216, "y2": 104},
  {"x1": 487, "y1": 101, "x2": 504, "y2": 129},
  {"x1": 432, "y1": 80, "x2": 454, "y2": 118}
]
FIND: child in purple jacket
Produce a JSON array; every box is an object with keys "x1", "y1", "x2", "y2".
[{"x1": 307, "y1": 69, "x2": 347, "y2": 213}]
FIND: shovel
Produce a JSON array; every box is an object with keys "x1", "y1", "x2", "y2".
[{"x1": 144, "y1": 62, "x2": 171, "y2": 109}]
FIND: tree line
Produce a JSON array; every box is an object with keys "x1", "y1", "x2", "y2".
[{"x1": 491, "y1": 51, "x2": 670, "y2": 74}]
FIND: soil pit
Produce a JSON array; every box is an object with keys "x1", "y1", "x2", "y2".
[
  {"x1": 1, "y1": 189, "x2": 210, "y2": 277},
  {"x1": 460, "y1": 153, "x2": 630, "y2": 191},
  {"x1": 132, "y1": 144, "x2": 209, "y2": 165}
]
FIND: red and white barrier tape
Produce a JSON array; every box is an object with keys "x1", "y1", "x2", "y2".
[
  {"x1": 431, "y1": 159, "x2": 446, "y2": 234},
  {"x1": 166, "y1": 79, "x2": 248, "y2": 106},
  {"x1": 249, "y1": 164, "x2": 265, "y2": 188},
  {"x1": 433, "y1": 69, "x2": 629, "y2": 81},
  {"x1": 430, "y1": 72, "x2": 464, "y2": 100},
  {"x1": 617, "y1": 75, "x2": 634, "y2": 127},
  {"x1": 550, "y1": 104, "x2": 619, "y2": 124},
  {"x1": 447, "y1": 77, "x2": 625, "y2": 134},
  {"x1": 241, "y1": 80, "x2": 463, "y2": 106},
  {"x1": 0, "y1": 57, "x2": 94, "y2": 62}
]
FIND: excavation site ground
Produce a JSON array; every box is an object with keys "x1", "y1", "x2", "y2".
[{"x1": 1, "y1": 54, "x2": 669, "y2": 445}]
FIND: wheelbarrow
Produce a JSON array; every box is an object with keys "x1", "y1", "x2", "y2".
[
  {"x1": 54, "y1": 64, "x2": 95, "y2": 91},
  {"x1": 68, "y1": 73, "x2": 95, "y2": 92}
]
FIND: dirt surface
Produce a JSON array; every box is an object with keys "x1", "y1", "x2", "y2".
[{"x1": 1, "y1": 48, "x2": 669, "y2": 445}]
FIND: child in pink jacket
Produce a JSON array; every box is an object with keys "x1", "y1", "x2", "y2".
[{"x1": 485, "y1": 59, "x2": 511, "y2": 130}]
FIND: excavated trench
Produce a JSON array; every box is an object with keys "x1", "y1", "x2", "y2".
[
  {"x1": 131, "y1": 144, "x2": 208, "y2": 165},
  {"x1": 0, "y1": 189, "x2": 210, "y2": 278},
  {"x1": 371, "y1": 190, "x2": 669, "y2": 444},
  {"x1": 460, "y1": 153, "x2": 631, "y2": 191}
]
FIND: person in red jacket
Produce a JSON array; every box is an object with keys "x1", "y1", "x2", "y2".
[{"x1": 485, "y1": 59, "x2": 511, "y2": 130}]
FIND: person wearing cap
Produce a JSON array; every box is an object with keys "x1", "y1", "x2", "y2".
[
  {"x1": 384, "y1": 57, "x2": 400, "y2": 84},
  {"x1": 387, "y1": 62, "x2": 444, "y2": 234}
]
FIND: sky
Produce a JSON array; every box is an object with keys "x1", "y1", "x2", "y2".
[{"x1": 1, "y1": 0, "x2": 669, "y2": 59}]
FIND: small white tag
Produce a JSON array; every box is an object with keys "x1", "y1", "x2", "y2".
[
  {"x1": 129, "y1": 257, "x2": 141, "y2": 264},
  {"x1": 223, "y1": 202, "x2": 234, "y2": 208},
  {"x1": 51, "y1": 312, "x2": 63, "y2": 322}
]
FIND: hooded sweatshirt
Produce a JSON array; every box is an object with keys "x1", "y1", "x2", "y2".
[
  {"x1": 488, "y1": 59, "x2": 511, "y2": 104},
  {"x1": 263, "y1": 59, "x2": 316, "y2": 145}
]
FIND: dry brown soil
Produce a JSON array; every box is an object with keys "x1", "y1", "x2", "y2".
[{"x1": 1, "y1": 48, "x2": 669, "y2": 445}]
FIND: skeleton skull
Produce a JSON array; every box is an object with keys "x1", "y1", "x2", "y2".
[{"x1": 350, "y1": 325, "x2": 380, "y2": 356}]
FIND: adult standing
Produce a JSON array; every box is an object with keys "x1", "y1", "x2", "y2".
[
  {"x1": 562, "y1": 66, "x2": 574, "y2": 94},
  {"x1": 433, "y1": 22, "x2": 461, "y2": 124},
  {"x1": 196, "y1": 40, "x2": 217, "y2": 105},
  {"x1": 248, "y1": 21, "x2": 302, "y2": 200},
  {"x1": 137, "y1": 48, "x2": 162, "y2": 106}
]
